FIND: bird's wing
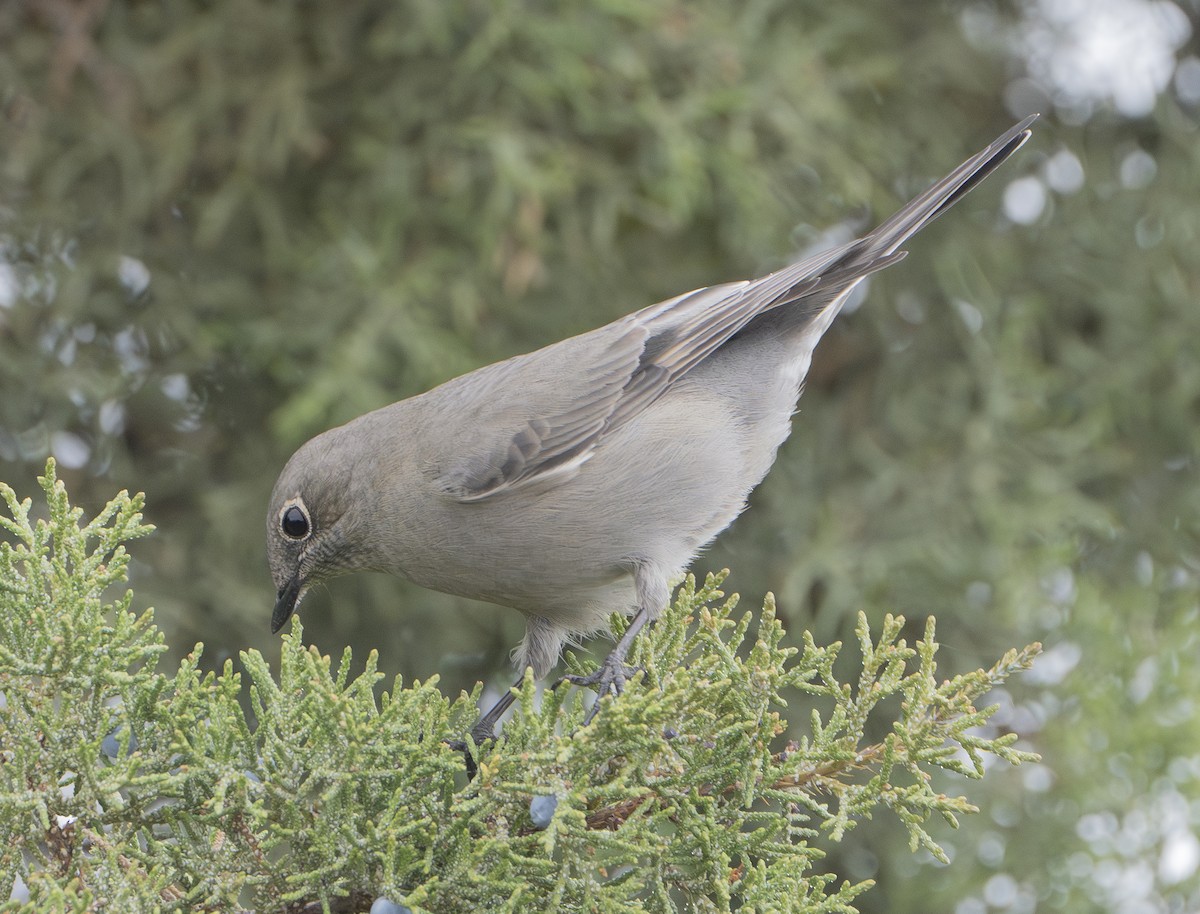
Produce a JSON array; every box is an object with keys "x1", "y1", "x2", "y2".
[
  {"x1": 436, "y1": 264, "x2": 841, "y2": 502},
  {"x1": 440, "y1": 116, "x2": 1036, "y2": 502},
  {"x1": 434, "y1": 320, "x2": 652, "y2": 500}
]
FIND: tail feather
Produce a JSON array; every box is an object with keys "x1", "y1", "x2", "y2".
[
  {"x1": 760, "y1": 114, "x2": 1037, "y2": 323},
  {"x1": 861, "y1": 114, "x2": 1037, "y2": 261}
]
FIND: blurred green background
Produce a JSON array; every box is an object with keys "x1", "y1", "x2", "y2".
[{"x1": 2, "y1": 0, "x2": 1198, "y2": 910}]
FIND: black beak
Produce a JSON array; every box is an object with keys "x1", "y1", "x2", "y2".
[{"x1": 271, "y1": 575, "x2": 304, "y2": 633}]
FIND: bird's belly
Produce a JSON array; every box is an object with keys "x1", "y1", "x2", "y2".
[
  {"x1": 400, "y1": 349, "x2": 804, "y2": 621},
  {"x1": 401, "y1": 532, "x2": 638, "y2": 626}
]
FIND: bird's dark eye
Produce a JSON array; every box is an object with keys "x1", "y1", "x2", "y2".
[{"x1": 281, "y1": 505, "x2": 310, "y2": 539}]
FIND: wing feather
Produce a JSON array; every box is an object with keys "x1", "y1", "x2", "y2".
[{"x1": 442, "y1": 117, "x2": 1035, "y2": 502}]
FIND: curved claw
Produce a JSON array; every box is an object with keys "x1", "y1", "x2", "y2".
[
  {"x1": 470, "y1": 720, "x2": 499, "y2": 746},
  {"x1": 564, "y1": 655, "x2": 643, "y2": 724},
  {"x1": 557, "y1": 606, "x2": 655, "y2": 725},
  {"x1": 442, "y1": 737, "x2": 479, "y2": 780}
]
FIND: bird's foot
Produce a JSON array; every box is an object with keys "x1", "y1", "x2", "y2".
[
  {"x1": 467, "y1": 680, "x2": 519, "y2": 747},
  {"x1": 469, "y1": 719, "x2": 499, "y2": 746},
  {"x1": 561, "y1": 653, "x2": 642, "y2": 725},
  {"x1": 442, "y1": 737, "x2": 479, "y2": 780}
]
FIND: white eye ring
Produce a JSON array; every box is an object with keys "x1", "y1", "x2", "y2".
[{"x1": 280, "y1": 501, "x2": 311, "y2": 540}]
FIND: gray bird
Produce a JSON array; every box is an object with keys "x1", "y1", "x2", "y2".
[{"x1": 267, "y1": 116, "x2": 1036, "y2": 740}]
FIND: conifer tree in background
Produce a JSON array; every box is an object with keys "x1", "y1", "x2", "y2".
[{"x1": 1, "y1": 2, "x2": 1197, "y2": 911}]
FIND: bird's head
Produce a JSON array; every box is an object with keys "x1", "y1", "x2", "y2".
[{"x1": 266, "y1": 428, "x2": 372, "y2": 633}]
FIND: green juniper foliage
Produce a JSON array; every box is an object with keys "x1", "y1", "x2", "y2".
[{"x1": 0, "y1": 462, "x2": 1039, "y2": 913}]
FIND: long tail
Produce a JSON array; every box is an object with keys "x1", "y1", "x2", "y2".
[
  {"x1": 860, "y1": 113, "x2": 1037, "y2": 261},
  {"x1": 803, "y1": 115, "x2": 1037, "y2": 291},
  {"x1": 752, "y1": 114, "x2": 1037, "y2": 336},
  {"x1": 606, "y1": 116, "x2": 1036, "y2": 437}
]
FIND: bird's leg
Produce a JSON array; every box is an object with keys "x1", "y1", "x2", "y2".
[
  {"x1": 564, "y1": 565, "x2": 667, "y2": 724},
  {"x1": 470, "y1": 676, "x2": 524, "y2": 744},
  {"x1": 564, "y1": 605, "x2": 653, "y2": 725},
  {"x1": 443, "y1": 677, "x2": 523, "y2": 781}
]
